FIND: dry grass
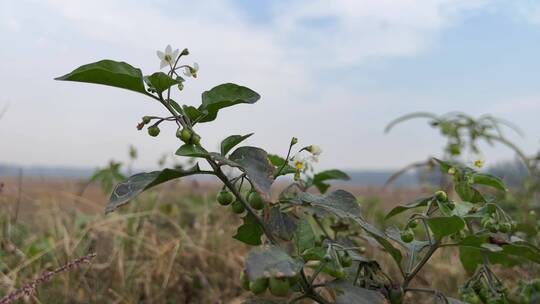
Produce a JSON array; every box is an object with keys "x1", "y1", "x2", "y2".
[{"x1": 0, "y1": 177, "x2": 534, "y2": 303}]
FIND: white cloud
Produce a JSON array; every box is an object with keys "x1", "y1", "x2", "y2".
[
  {"x1": 269, "y1": 0, "x2": 487, "y2": 67},
  {"x1": 2, "y1": 0, "x2": 511, "y2": 170}
]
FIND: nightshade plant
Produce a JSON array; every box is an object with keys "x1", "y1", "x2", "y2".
[
  {"x1": 383, "y1": 112, "x2": 530, "y2": 189},
  {"x1": 56, "y1": 46, "x2": 540, "y2": 303}
]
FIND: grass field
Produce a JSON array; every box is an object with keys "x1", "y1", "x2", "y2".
[{"x1": 0, "y1": 176, "x2": 535, "y2": 303}]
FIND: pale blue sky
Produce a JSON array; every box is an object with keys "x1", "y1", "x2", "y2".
[{"x1": 1, "y1": 0, "x2": 539, "y2": 170}]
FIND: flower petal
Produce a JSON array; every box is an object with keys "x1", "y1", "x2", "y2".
[
  {"x1": 193, "y1": 62, "x2": 199, "y2": 71},
  {"x1": 172, "y1": 49, "x2": 179, "y2": 59},
  {"x1": 183, "y1": 67, "x2": 191, "y2": 77},
  {"x1": 156, "y1": 51, "x2": 165, "y2": 60},
  {"x1": 165, "y1": 45, "x2": 172, "y2": 54},
  {"x1": 160, "y1": 60, "x2": 168, "y2": 69}
]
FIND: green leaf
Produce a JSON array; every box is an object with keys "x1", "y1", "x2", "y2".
[
  {"x1": 299, "y1": 190, "x2": 403, "y2": 266},
  {"x1": 268, "y1": 206, "x2": 297, "y2": 241},
  {"x1": 433, "y1": 157, "x2": 452, "y2": 173},
  {"x1": 455, "y1": 182, "x2": 485, "y2": 203},
  {"x1": 457, "y1": 235, "x2": 540, "y2": 272},
  {"x1": 220, "y1": 133, "x2": 253, "y2": 156},
  {"x1": 426, "y1": 215, "x2": 465, "y2": 240},
  {"x1": 245, "y1": 245, "x2": 303, "y2": 280},
  {"x1": 229, "y1": 146, "x2": 275, "y2": 201},
  {"x1": 385, "y1": 197, "x2": 432, "y2": 220},
  {"x1": 233, "y1": 213, "x2": 264, "y2": 246},
  {"x1": 268, "y1": 154, "x2": 296, "y2": 176},
  {"x1": 301, "y1": 247, "x2": 327, "y2": 261},
  {"x1": 472, "y1": 173, "x2": 507, "y2": 192},
  {"x1": 175, "y1": 144, "x2": 209, "y2": 158},
  {"x1": 144, "y1": 72, "x2": 179, "y2": 94},
  {"x1": 107, "y1": 164, "x2": 202, "y2": 213},
  {"x1": 295, "y1": 217, "x2": 316, "y2": 254},
  {"x1": 327, "y1": 280, "x2": 386, "y2": 304},
  {"x1": 208, "y1": 152, "x2": 241, "y2": 167},
  {"x1": 299, "y1": 190, "x2": 362, "y2": 218},
  {"x1": 55, "y1": 60, "x2": 146, "y2": 94},
  {"x1": 312, "y1": 169, "x2": 350, "y2": 193},
  {"x1": 455, "y1": 181, "x2": 473, "y2": 201},
  {"x1": 458, "y1": 235, "x2": 485, "y2": 273},
  {"x1": 385, "y1": 226, "x2": 430, "y2": 265},
  {"x1": 197, "y1": 83, "x2": 260, "y2": 123},
  {"x1": 183, "y1": 105, "x2": 207, "y2": 122}
]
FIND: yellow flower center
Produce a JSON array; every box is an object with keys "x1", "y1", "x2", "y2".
[
  {"x1": 164, "y1": 55, "x2": 172, "y2": 62},
  {"x1": 474, "y1": 160, "x2": 484, "y2": 168},
  {"x1": 295, "y1": 161, "x2": 304, "y2": 170}
]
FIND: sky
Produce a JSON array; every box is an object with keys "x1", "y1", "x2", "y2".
[{"x1": 1, "y1": 0, "x2": 540, "y2": 171}]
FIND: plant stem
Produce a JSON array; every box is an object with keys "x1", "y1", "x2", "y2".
[
  {"x1": 403, "y1": 243, "x2": 438, "y2": 288},
  {"x1": 275, "y1": 139, "x2": 295, "y2": 177},
  {"x1": 210, "y1": 160, "x2": 277, "y2": 244}
]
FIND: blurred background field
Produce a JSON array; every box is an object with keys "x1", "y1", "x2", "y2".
[{"x1": 0, "y1": 167, "x2": 537, "y2": 303}]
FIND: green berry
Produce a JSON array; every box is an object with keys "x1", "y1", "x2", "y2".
[
  {"x1": 147, "y1": 126, "x2": 160, "y2": 137},
  {"x1": 269, "y1": 277, "x2": 290, "y2": 297},
  {"x1": 240, "y1": 271, "x2": 250, "y2": 291},
  {"x1": 177, "y1": 129, "x2": 192, "y2": 143},
  {"x1": 191, "y1": 134, "x2": 201, "y2": 145},
  {"x1": 217, "y1": 190, "x2": 234, "y2": 206},
  {"x1": 247, "y1": 191, "x2": 264, "y2": 210},
  {"x1": 400, "y1": 229, "x2": 414, "y2": 243},
  {"x1": 435, "y1": 190, "x2": 448, "y2": 202},
  {"x1": 249, "y1": 278, "x2": 268, "y2": 295},
  {"x1": 331, "y1": 267, "x2": 346, "y2": 279},
  {"x1": 142, "y1": 116, "x2": 151, "y2": 124},
  {"x1": 499, "y1": 222, "x2": 511, "y2": 233},
  {"x1": 231, "y1": 200, "x2": 245, "y2": 214},
  {"x1": 407, "y1": 220, "x2": 418, "y2": 229},
  {"x1": 481, "y1": 216, "x2": 493, "y2": 227}
]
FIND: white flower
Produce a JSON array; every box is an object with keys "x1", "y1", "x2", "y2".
[
  {"x1": 307, "y1": 145, "x2": 322, "y2": 156},
  {"x1": 289, "y1": 153, "x2": 307, "y2": 171},
  {"x1": 156, "y1": 45, "x2": 179, "y2": 69},
  {"x1": 473, "y1": 159, "x2": 485, "y2": 168},
  {"x1": 183, "y1": 62, "x2": 199, "y2": 78},
  {"x1": 466, "y1": 152, "x2": 485, "y2": 169}
]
